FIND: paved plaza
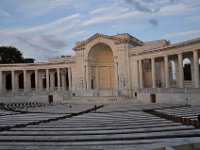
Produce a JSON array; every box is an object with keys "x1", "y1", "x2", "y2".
[{"x1": 0, "y1": 100, "x2": 200, "y2": 150}]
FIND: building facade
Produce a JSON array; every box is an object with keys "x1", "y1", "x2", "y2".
[{"x1": 0, "y1": 33, "x2": 200, "y2": 104}]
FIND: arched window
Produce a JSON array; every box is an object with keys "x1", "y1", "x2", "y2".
[
  {"x1": 18, "y1": 73, "x2": 24, "y2": 89},
  {"x1": 183, "y1": 58, "x2": 191, "y2": 81}
]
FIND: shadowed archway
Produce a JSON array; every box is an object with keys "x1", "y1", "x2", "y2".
[{"x1": 88, "y1": 43, "x2": 115, "y2": 89}]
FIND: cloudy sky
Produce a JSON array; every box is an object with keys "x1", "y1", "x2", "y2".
[{"x1": 0, "y1": 0, "x2": 200, "y2": 61}]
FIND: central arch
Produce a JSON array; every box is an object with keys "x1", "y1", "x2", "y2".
[{"x1": 88, "y1": 43, "x2": 115, "y2": 89}]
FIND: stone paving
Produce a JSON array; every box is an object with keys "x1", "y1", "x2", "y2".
[{"x1": 0, "y1": 102, "x2": 199, "y2": 149}]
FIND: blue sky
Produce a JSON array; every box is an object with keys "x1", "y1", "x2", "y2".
[{"x1": 0, "y1": 0, "x2": 200, "y2": 61}]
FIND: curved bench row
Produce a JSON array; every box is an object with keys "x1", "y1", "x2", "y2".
[{"x1": 151, "y1": 106, "x2": 200, "y2": 127}]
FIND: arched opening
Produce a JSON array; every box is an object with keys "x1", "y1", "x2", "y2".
[
  {"x1": 88, "y1": 43, "x2": 115, "y2": 89},
  {"x1": 18, "y1": 73, "x2": 24, "y2": 89},
  {"x1": 6, "y1": 74, "x2": 12, "y2": 90},
  {"x1": 183, "y1": 58, "x2": 191, "y2": 81},
  {"x1": 30, "y1": 73, "x2": 35, "y2": 89}
]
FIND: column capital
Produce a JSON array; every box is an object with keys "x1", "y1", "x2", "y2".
[
  {"x1": 178, "y1": 52, "x2": 183, "y2": 56},
  {"x1": 164, "y1": 55, "x2": 168, "y2": 58}
]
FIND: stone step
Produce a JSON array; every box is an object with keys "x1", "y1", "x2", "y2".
[
  {"x1": 0, "y1": 129, "x2": 199, "y2": 142},
  {"x1": 0, "y1": 137, "x2": 200, "y2": 150},
  {"x1": 13, "y1": 122, "x2": 184, "y2": 131},
  {"x1": 1, "y1": 126, "x2": 195, "y2": 136}
]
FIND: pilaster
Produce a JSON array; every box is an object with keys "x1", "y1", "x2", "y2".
[{"x1": 139, "y1": 59, "x2": 143, "y2": 88}]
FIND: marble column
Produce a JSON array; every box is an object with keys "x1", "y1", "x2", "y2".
[
  {"x1": 135, "y1": 60, "x2": 139, "y2": 88},
  {"x1": 193, "y1": 50, "x2": 199, "y2": 88},
  {"x1": 35, "y1": 70, "x2": 38, "y2": 92},
  {"x1": 0, "y1": 71, "x2": 2, "y2": 93},
  {"x1": 114, "y1": 62, "x2": 118, "y2": 89},
  {"x1": 23, "y1": 70, "x2": 27, "y2": 92},
  {"x1": 151, "y1": 58, "x2": 156, "y2": 88},
  {"x1": 46, "y1": 69, "x2": 49, "y2": 92},
  {"x1": 11, "y1": 70, "x2": 15, "y2": 92},
  {"x1": 68, "y1": 67, "x2": 72, "y2": 91},
  {"x1": 50, "y1": 71, "x2": 55, "y2": 91},
  {"x1": 178, "y1": 53, "x2": 184, "y2": 88},
  {"x1": 57, "y1": 68, "x2": 60, "y2": 91},
  {"x1": 139, "y1": 59, "x2": 143, "y2": 88},
  {"x1": 62, "y1": 70, "x2": 66, "y2": 91},
  {"x1": 164, "y1": 56, "x2": 169, "y2": 88}
]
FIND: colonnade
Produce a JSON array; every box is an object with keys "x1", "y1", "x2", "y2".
[
  {"x1": 0, "y1": 67, "x2": 72, "y2": 93},
  {"x1": 138, "y1": 50, "x2": 200, "y2": 88}
]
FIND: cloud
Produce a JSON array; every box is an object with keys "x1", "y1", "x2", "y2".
[
  {"x1": 41, "y1": 35, "x2": 66, "y2": 49},
  {"x1": 15, "y1": 36, "x2": 61, "y2": 60},
  {"x1": 17, "y1": 0, "x2": 72, "y2": 16},
  {"x1": 0, "y1": 10, "x2": 11, "y2": 17},
  {"x1": 159, "y1": 3, "x2": 188, "y2": 16},
  {"x1": 2, "y1": 13, "x2": 80, "y2": 35},
  {"x1": 164, "y1": 29, "x2": 200, "y2": 39},
  {"x1": 83, "y1": 11, "x2": 143, "y2": 26},
  {"x1": 124, "y1": 0, "x2": 152, "y2": 13},
  {"x1": 148, "y1": 18, "x2": 158, "y2": 26}
]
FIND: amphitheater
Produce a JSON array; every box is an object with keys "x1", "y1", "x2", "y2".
[{"x1": 0, "y1": 33, "x2": 200, "y2": 149}]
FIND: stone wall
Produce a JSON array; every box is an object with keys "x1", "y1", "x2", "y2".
[{"x1": 137, "y1": 92, "x2": 200, "y2": 106}]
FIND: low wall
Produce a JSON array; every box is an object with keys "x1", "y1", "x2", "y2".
[
  {"x1": 137, "y1": 93, "x2": 200, "y2": 106},
  {"x1": 0, "y1": 92, "x2": 71, "y2": 103}
]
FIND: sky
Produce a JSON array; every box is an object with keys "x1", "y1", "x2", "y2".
[{"x1": 0, "y1": 0, "x2": 200, "y2": 61}]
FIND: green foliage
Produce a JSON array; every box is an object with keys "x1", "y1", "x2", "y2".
[{"x1": 0, "y1": 46, "x2": 34, "y2": 64}]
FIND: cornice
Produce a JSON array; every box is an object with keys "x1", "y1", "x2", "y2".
[
  {"x1": 130, "y1": 37, "x2": 200, "y2": 56},
  {"x1": 73, "y1": 33, "x2": 143, "y2": 51}
]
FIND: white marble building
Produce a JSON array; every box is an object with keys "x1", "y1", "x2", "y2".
[{"x1": 0, "y1": 33, "x2": 200, "y2": 104}]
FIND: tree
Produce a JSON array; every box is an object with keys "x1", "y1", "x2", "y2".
[{"x1": 0, "y1": 46, "x2": 34, "y2": 64}]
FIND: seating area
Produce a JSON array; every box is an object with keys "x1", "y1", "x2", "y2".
[
  {"x1": 151, "y1": 106, "x2": 200, "y2": 128},
  {"x1": 0, "y1": 102, "x2": 199, "y2": 149},
  {"x1": 4, "y1": 102, "x2": 47, "y2": 112}
]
